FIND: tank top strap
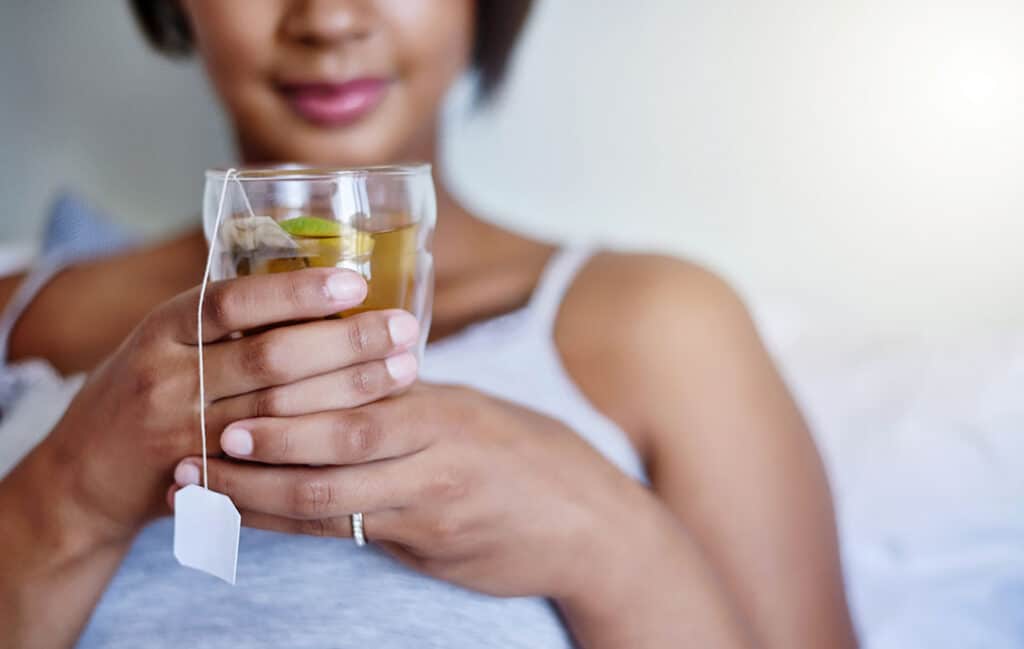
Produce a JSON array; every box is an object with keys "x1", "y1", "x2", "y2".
[{"x1": 525, "y1": 246, "x2": 597, "y2": 334}]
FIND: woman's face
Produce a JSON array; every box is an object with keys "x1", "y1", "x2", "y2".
[{"x1": 181, "y1": 0, "x2": 474, "y2": 166}]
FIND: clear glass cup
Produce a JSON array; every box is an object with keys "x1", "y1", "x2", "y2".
[{"x1": 202, "y1": 165, "x2": 435, "y2": 357}]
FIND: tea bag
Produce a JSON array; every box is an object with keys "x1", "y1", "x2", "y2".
[
  {"x1": 173, "y1": 169, "x2": 247, "y2": 584},
  {"x1": 220, "y1": 215, "x2": 299, "y2": 264}
]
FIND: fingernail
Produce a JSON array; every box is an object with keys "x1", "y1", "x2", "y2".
[
  {"x1": 326, "y1": 272, "x2": 366, "y2": 302},
  {"x1": 388, "y1": 312, "x2": 419, "y2": 347},
  {"x1": 385, "y1": 352, "x2": 418, "y2": 382},
  {"x1": 221, "y1": 427, "x2": 254, "y2": 456},
  {"x1": 174, "y1": 460, "x2": 201, "y2": 487}
]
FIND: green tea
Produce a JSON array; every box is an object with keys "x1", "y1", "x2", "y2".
[{"x1": 228, "y1": 215, "x2": 418, "y2": 316}]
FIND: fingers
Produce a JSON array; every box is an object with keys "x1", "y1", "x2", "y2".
[
  {"x1": 167, "y1": 484, "x2": 403, "y2": 541},
  {"x1": 173, "y1": 457, "x2": 415, "y2": 519},
  {"x1": 214, "y1": 394, "x2": 433, "y2": 466},
  {"x1": 236, "y1": 507, "x2": 404, "y2": 542},
  {"x1": 206, "y1": 352, "x2": 418, "y2": 434},
  {"x1": 162, "y1": 268, "x2": 368, "y2": 344},
  {"x1": 240, "y1": 508, "x2": 355, "y2": 538},
  {"x1": 202, "y1": 309, "x2": 420, "y2": 398}
]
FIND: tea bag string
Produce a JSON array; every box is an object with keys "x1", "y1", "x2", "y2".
[{"x1": 197, "y1": 168, "x2": 256, "y2": 489}]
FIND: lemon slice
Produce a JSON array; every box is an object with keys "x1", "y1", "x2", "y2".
[
  {"x1": 279, "y1": 216, "x2": 342, "y2": 238},
  {"x1": 281, "y1": 216, "x2": 374, "y2": 259}
]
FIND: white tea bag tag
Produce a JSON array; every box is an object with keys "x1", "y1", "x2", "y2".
[
  {"x1": 173, "y1": 485, "x2": 241, "y2": 584},
  {"x1": 173, "y1": 167, "x2": 247, "y2": 584}
]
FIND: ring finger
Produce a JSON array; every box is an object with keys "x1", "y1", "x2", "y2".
[
  {"x1": 237, "y1": 507, "x2": 405, "y2": 542},
  {"x1": 174, "y1": 456, "x2": 417, "y2": 519},
  {"x1": 167, "y1": 485, "x2": 405, "y2": 542}
]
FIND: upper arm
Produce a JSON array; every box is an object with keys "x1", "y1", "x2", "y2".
[
  {"x1": 557, "y1": 254, "x2": 857, "y2": 649},
  {"x1": 0, "y1": 274, "x2": 25, "y2": 316}
]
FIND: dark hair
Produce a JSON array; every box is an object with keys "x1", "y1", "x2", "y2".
[{"x1": 128, "y1": 0, "x2": 533, "y2": 101}]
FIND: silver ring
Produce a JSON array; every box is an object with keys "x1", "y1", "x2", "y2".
[{"x1": 351, "y1": 512, "x2": 366, "y2": 547}]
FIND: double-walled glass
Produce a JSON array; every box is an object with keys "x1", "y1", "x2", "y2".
[{"x1": 203, "y1": 165, "x2": 435, "y2": 356}]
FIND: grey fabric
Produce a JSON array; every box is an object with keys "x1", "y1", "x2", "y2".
[{"x1": 78, "y1": 247, "x2": 646, "y2": 648}]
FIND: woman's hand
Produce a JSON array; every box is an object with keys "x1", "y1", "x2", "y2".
[
  {"x1": 3, "y1": 266, "x2": 424, "y2": 649},
  {"x1": 171, "y1": 383, "x2": 659, "y2": 602},
  {"x1": 37, "y1": 267, "x2": 420, "y2": 546}
]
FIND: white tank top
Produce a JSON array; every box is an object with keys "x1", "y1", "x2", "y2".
[{"x1": 77, "y1": 246, "x2": 647, "y2": 648}]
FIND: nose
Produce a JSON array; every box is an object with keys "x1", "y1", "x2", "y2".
[{"x1": 282, "y1": 0, "x2": 373, "y2": 47}]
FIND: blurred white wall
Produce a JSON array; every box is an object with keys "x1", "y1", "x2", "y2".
[{"x1": 1, "y1": 0, "x2": 1022, "y2": 332}]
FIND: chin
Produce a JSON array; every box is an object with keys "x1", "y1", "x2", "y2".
[{"x1": 246, "y1": 124, "x2": 412, "y2": 168}]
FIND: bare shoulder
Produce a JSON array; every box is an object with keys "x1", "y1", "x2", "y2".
[
  {"x1": 555, "y1": 252, "x2": 764, "y2": 456},
  {"x1": 556, "y1": 251, "x2": 755, "y2": 372},
  {"x1": 563, "y1": 251, "x2": 748, "y2": 323}
]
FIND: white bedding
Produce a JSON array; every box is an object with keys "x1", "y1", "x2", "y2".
[
  {"x1": 755, "y1": 299, "x2": 1024, "y2": 647},
  {"x1": 1, "y1": 264, "x2": 1021, "y2": 646}
]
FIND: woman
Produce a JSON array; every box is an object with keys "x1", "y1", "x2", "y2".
[{"x1": 0, "y1": 1, "x2": 858, "y2": 647}]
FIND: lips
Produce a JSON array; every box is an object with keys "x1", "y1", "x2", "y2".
[{"x1": 278, "y1": 77, "x2": 390, "y2": 127}]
